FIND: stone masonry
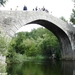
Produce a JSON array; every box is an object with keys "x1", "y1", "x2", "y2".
[{"x1": 0, "y1": 10, "x2": 75, "y2": 60}]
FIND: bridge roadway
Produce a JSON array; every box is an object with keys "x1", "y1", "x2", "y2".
[{"x1": 0, "y1": 10, "x2": 75, "y2": 60}]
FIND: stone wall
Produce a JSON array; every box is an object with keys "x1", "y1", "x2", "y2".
[{"x1": 0, "y1": 11, "x2": 75, "y2": 60}]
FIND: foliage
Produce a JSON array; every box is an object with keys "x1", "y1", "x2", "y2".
[
  {"x1": 60, "y1": 16, "x2": 68, "y2": 23},
  {"x1": 70, "y1": 1, "x2": 75, "y2": 24},
  {"x1": 0, "y1": 33, "x2": 10, "y2": 56},
  {"x1": 7, "y1": 27, "x2": 61, "y2": 63},
  {"x1": 0, "y1": 0, "x2": 7, "y2": 6},
  {"x1": 70, "y1": 9, "x2": 75, "y2": 24}
]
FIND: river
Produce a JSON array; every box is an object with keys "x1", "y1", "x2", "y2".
[{"x1": 0, "y1": 59, "x2": 75, "y2": 75}]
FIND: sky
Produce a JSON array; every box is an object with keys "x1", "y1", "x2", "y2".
[
  {"x1": 0, "y1": 0, "x2": 74, "y2": 19},
  {"x1": 0, "y1": 0, "x2": 74, "y2": 32}
]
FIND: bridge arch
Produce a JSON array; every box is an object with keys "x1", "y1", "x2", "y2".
[
  {"x1": 26, "y1": 19, "x2": 72, "y2": 60},
  {"x1": 0, "y1": 11, "x2": 75, "y2": 60}
]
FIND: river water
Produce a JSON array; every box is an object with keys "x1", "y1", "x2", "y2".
[{"x1": 1, "y1": 59, "x2": 75, "y2": 75}]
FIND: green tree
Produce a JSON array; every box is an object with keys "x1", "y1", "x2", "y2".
[
  {"x1": 24, "y1": 38, "x2": 36, "y2": 56},
  {"x1": 14, "y1": 32, "x2": 27, "y2": 54},
  {"x1": 60, "y1": 16, "x2": 67, "y2": 23},
  {"x1": 70, "y1": 9, "x2": 75, "y2": 24},
  {"x1": 70, "y1": 0, "x2": 75, "y2": 24},
  {"x1": 0, "y1": 33, "x2": 10, "y2": 56},
  {"x1": 7, "y1": 27, "x2": 61, "y2": 63},
  {"x1": 0, "y1": 0, "x2": 7, "y2": 6}
]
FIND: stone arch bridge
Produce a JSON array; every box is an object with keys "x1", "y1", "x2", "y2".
[{"x1": 0, "y1": 11, "x2": 75, "y2": 60}]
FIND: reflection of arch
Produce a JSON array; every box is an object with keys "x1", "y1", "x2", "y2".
[
  {"x1": 0, "y1": 11, "x2": 75, "y2": 60},
  {"x1": 26, "y1": 20, "x2": 72, "y2": 60}
]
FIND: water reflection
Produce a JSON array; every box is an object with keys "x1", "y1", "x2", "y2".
[
  {"x1": 62, "y1": 61, "x2": 74, "y2": 75},
  {"x1": 4, "y1": 60, "x2": 75, "y2": 75},
  {"x1": 7, "y1": 60, "x2": 62, "y2": 75}
]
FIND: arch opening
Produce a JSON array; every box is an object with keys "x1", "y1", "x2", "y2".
[
  {"x1": 10, "y1": 24, "x2": 61, "y2": 60},
  {"x1": 7, "y1": 19, "x2": 73, "y2": 60},
  {"x1": 26, "y1": 19, "x2": 72, "y2": 59}
]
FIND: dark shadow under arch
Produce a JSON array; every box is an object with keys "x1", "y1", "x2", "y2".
[{"x1": 26, "y1": 19, "x2": 72, "y2": 59}]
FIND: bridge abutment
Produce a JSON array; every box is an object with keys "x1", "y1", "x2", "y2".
[
  {"x1": 70, "y1": 33, "x2": 75, "y2": 60},
  {"x1": 61, "y1": 31, "x2": 75, "y2": 60}
]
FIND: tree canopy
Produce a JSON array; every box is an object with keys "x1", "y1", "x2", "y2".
[
  {"x1": 7, "y1": 27, "x2": 61, "y2": 63},
  {"x1": 70, "y1": 0, "x2": 75, "y2": 24},
  {"x1": 0, "y1": 0, "x2": 7, "y2": 6},
  {"x1": 60, "y1": 16, "x2": 67, "y2": 23},
  {"x1": 70, "y1": 9, "x2": 75, "y2": 24}
]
